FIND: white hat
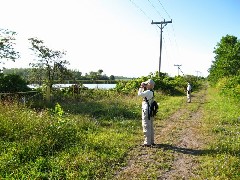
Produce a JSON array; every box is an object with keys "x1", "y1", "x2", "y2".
[{"x1": 144, "y1": 79, "x2": 155, "y2": 85}]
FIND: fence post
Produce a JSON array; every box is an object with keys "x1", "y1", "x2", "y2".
[{"x1": 46, "y1": 85, "x2": 51, "y2": 102}]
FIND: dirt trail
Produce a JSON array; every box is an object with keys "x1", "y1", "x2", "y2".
[{"x1": 114, "y1": 87, "x2": 208, "y2": 179}]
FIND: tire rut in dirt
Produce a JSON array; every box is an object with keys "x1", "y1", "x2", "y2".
[
  {"x1": 160, "y1": 88, "x2": 208, "y2": 179},
  {"x1": 114, "y1": 87, "x2": 208, "y2": 179}
]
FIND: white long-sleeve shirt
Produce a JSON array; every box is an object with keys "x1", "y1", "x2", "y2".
[{"x1": 138, "y1": 88, "x2": 154, "y2": 109}]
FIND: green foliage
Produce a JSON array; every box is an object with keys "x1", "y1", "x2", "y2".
[
  {"x1": 0, "y1": 72, "x2": 239, "y2": 179},
  {"x1": 0, "y1": 83, "x2": 187, "y2": 179},
  {"x1": 199, "y1": 87, "x2": 240, "y2": 179},
  {"x1": 208, "y1": 34, "x2": 240, "y2": 102},
  {"x1": 0, "y1": 28, "x2": 20, "y2": 69},
  {"x1": 115, "y1": 73, "x2": 201, "y2": 95},
  {"x1": 28, "y1": 37, "x2": 70, "y2": 87},
  {"x1": 216, "y1": 76, "x2": 240, "y2": 101},
  {"x1": 51, "y1": 89, "x2": 141, "y2": 121},
  {"x1": 88, "y1": 69, "x2": 115, "y2": 80},
  {"x1": 0, "y1": 95, "x2": 141, "y2": 179},
  {"x1": 208, "y1": 35, "x2": 240, "y2": 84},
  {"x1": 53, "y1": 103, "x2": 64, "y2": 117},
  {"x1": 3, "y1": 68, "x2": 117, "y2": 85},
  {"x1": 0, "y1": 74, "x2": 31, "y2": 93}
]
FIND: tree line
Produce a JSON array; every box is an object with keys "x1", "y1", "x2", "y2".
[
  {"x1": 0, "y1": 28, "x2": 118, "y2": 97},
  {"x1": 0, "y1": 27, "x2": 202, "y2": 97},
  {"x1": 2, "y1": 27, "x2": 239, "y2": 100},
  {"x1": 208, "y1": 34, "x2": 240, "y2": 100},
  {"x1": 3, "y1": 68, "x2": 116, "y2": 84}
]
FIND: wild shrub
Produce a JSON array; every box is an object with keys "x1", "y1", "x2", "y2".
[
  {"x1": 200, "y1": 87, "x2": 240, "y2": 179},
  {"x1": 115, "y1": 74, "x2": 201, "y2": 95},
  {"x1": 0, "y1": 90, "x2": 142, "y2": 179},
  {"x1": 0, "y1": 74, "x2": 31, "y2": 93},
  {"x1": 216, "y1": 76, "x2": 240, "y2": 101}
]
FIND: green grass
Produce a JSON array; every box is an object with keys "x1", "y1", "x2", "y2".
[
  {"x1": 154, "y1": 91, "x2": 185, "y2": 120},
  {"x1": 0, "y1": 89, "x2": 185, "y2": 179},
  {"x1": 0, "y1": 90, "x2": 139, "y2": 179},
  {"x1": 0, "y1": 104, "x2": 139, "y2": 179},
  {"x1": 198, "y1": 87, "x2": 240, "y2": 179},
  {"x1": 4, "y1": 85, "x2": 240, "y2": 179}
]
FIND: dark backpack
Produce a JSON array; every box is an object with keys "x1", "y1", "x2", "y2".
[
  {"x1": 150, "y1": 100, "x2": 158, "y2": 117},
  {"x1": 144, "y1": 90, "x2": 159, "y2": 119}
]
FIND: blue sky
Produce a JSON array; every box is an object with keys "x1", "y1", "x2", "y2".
[{"x1": 1, "y1": 0, "x2": 240, "y2": 77}]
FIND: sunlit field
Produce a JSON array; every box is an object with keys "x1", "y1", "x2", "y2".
[
  {"x1": 0, "y1": 89, "x2": 184, "y2": 179},
  {"x1": 1, "y1": 85, "x2": 239, "y2": 179},
  {"x1": 198, "y1": 87, "x2": 240, "y2": 179}
]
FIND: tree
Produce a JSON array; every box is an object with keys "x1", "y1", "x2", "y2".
[
  {"x1": 28, "y1": 37, "x2": 70, "y2": 101},
  {"x1": 3, "y1": 68, "x2": 31, "y2": 81},
  {"x1": 0, "y1": 74, "x2": 30, "y2": 93},
  {"x1": 109, "y1": 75, "x2": 115, "y2": 80},
  {"x1": 97, "y1": 69, "x2": 103, "y2": 76},
  {"x1": 208, "y1": 35, "x2": 240, "y2": 84},
  {"x1": 0, "y1": 29, "x2": 20, "y2": 70},
  {"x1": 89, "y1": 71, "x2": 98, "y2": 80}
]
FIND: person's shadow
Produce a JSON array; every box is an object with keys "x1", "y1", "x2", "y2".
[{"x1": 152, "y1": 144, "x2": 239, "y2": 157}]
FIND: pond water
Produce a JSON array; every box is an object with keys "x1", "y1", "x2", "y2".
[
  {"x1": 83, "y1": 84, "x2": 116, "y2": 89},
  {"x1": 28, "y1": 84, "x2": 116, "y2": 90}
]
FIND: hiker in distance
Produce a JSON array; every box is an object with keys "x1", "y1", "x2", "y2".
[
  {"x1": 187, "y1": 82, "x2": 192, "y2": 103},
  {"x1": 138, "y1": 79, "x2": 156, "y2": 147}
]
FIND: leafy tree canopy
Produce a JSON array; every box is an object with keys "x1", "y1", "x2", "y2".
[
  {"x1": 208, "y1": 34, "x2": 240, "y2": 84},
  {"x1": 28, "y1": 37, "x2": 70, "y2": 86},
  {"x1": 0, "y1": 74, "x2": 31, "y2": 93},
  {"x1": 0, "y1": 28, "x2": 20, "y2": 70}
]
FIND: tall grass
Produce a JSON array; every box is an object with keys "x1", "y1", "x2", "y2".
[
  {"x1": 0, "y1": 98, "x2": 140, "y2": 179},
  {"x1": 198, "y1": 87, "x2": 240, "y2": 179},
  {"x1": 0, "y1": 89, "x2": 185, "y2": 179}
]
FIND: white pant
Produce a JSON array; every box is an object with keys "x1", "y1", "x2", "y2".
[
  {"x1": 187, "y1": 90, "x2": 191, "y2": 103},
  {"x1": 142, "y1": 108, "x2": 154, "y2": 145}
]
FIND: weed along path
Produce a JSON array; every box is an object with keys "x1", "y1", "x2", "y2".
[{"x1": 114, "y1": 86, "x2": 208, "y2": 179}]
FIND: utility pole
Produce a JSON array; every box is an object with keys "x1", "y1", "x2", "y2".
[
  {"x1": 196, "y1": 71, "x2": 200, "y2": 76},
  {"x1": 174, "y1": 64, "x2": 182, "y2": 76},
  {"x1": 196, "y1": 71, "x2": 201, "y2": 80},
  {"x1": 151, "y1": 19, "x2": 172, "y2": 77},
  {"x1": 174, "y1": 64, "x2": 184, "y2": 76}
]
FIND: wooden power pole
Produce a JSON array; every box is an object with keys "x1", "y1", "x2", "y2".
[
  {"x1": 151, "y1": 19, "x2": 172, "y2": 77},
  {"x1": 174, "y1": 64, "x2": 184, "y2": 76}
]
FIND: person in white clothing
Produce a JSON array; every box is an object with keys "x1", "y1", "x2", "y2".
[
  {"x1": 138, "y1": 79, "x2": 155, "y2": 147},
  {"x1": 187, "y1": 82, "x2": 192, "y2": 103}
]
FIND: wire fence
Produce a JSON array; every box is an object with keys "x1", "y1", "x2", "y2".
[{"x1": 0, "y1": 91, "x2": 41, "y2": 105}]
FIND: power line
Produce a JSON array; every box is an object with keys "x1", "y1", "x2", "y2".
[
  {"x1": 128, "y1": 0, "x2": 160, "y2": 34},
  {"x1": 155, "y1": 0, "x2": 178, "y2": 56},
  {"x1": 129, "y1": 0, "x2": 152, "y2": 21},
  {"x1": 156, "y1": 0, "x2": 171, "y2": 19},
  {"x1": 147, "y1": 0, "x2": 164, "y2": 19},
  {"x1": 158, "y1": 1, "x2": 179, "y2": 67},
  {"x1": 170, "y1": 24, "x2": 179, "y2": 53},
  {"x1": 128, "y1": 0, "x2": 177, "y2": 77}
]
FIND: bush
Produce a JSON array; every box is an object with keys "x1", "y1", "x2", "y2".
[
  {"x1": 216, "y1": 76, "x2": 240, "y2": 100},
  {"x1": 0, "y1": 74, "x2": 31, "y2": 93},
  {"x1": 115, "y1": 73, "x2": 202, "y2": 95}
]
